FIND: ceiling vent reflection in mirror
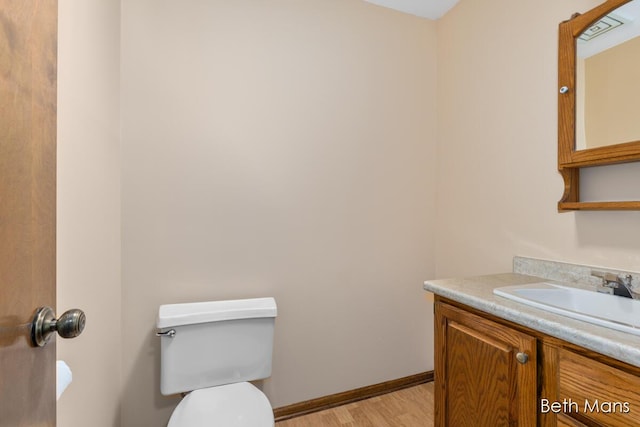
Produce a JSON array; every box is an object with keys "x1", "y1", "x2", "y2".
[
  {"x1": 579, "y1": 15, "x2": 625, "y2": 41},
  {"x1": 578, "y1": 1, "x2": 640, "y2": 58}
]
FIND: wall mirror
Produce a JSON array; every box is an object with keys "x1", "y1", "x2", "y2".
[{"x1": 558, "y1": 0, "x2": 640, "y2": 210}]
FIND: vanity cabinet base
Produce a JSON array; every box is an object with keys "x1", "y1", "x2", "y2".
[{"x1": 435, "y1": 296, "x2": 640, "y2": 427}]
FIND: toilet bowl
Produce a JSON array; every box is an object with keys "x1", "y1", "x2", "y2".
[
  {"x1": 157, "y1": 298, "x2": 277, "y2": 426},
  {"x1": 168, "y1": 382, "x2": 274, "y2": 427}
]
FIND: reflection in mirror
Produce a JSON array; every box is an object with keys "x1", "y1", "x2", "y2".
[{"x1": 575, "y1": 0, "x2": 640, "y2": 150}]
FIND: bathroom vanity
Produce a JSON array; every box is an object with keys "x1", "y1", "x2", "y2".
[{"x1": 424, "y1": 258, "x2": 640, "y2": 427}]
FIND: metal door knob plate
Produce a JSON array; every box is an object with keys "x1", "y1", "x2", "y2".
[{"x1": 31, "y1": 306, "x2": 86, "y2": 347}]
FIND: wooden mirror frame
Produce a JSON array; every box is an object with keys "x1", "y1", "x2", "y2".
[{"x1": 558, "y1": 0, "x2": 640, "y2": 211}]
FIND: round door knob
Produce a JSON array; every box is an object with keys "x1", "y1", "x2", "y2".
[
  {"x1": 31, "y1": 306, "x2": 86, "y2": 347},
  {"x1": 516, "y1": 352, "x2": 529, "y2": 364},
  {"x1": 56, "y1": 309, "x2": 86, "y2": 339}
]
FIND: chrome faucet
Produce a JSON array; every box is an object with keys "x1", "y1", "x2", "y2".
[{"x1": 591, "y1": 271, "x2": 637, "y2": 299}]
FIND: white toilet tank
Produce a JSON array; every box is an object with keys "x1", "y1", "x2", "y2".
[{"x1": 157, "y1": 297, "x2": 277, "y2": 396}]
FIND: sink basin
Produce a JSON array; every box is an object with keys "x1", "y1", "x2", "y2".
[{"x1": 493, "y1": 282, "x2": 640, "y2": 336}]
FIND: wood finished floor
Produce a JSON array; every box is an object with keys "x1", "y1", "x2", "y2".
[{"x1": 276, "y1": 382, "x2": 435, "y2": 427}]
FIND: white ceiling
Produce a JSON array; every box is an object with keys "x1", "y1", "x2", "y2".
[{"x1": 363, "y1": 0, "x2": 460, "y2": 20}]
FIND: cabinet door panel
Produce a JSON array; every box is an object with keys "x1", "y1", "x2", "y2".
[
  {"x1": 447, "y1": 321, "x2": 514, "y2": 426},
  {"x1": 435, "y1": 302, "x2": 537, "y2": 427}
]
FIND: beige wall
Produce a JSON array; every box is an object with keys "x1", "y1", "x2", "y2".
[
  {"x1": 57, "y1": 0, "x2": 121, "y2": 426},
  {"x1": 55, "y1": 0, "x2": 640, "y2": 426},
  {"x1": 120, "y1": 0, "x2": 436, "y2": 425},
  {"x1": 576, "y1": 57, "x2": 587, "y2": 149},
  {"x1": 435, "y1": 0, "x2": 640, "y2": 279}
]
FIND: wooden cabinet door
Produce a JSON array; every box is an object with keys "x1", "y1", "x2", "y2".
[{"x1": 435, "y1": 301, "x2": 537, "y2": 427}]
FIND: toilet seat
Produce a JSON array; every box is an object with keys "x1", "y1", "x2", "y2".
[{"x1": 168, "y1": 382, "x2": 274, "y2": 427}]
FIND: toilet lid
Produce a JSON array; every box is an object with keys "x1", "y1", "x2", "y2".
[{"x1": 168, "y1": 382, "x2": 274, "y2": 427}]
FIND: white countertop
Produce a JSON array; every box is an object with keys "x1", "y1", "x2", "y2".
[{"x1": 424, "y1": 272, "x2": 640, "y2": 368}]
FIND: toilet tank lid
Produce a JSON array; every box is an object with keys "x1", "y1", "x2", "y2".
[{"x1": 157, "y1": 297, "x2": 277, "y2": 329}]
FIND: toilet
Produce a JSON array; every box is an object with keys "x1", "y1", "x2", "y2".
[{"x1": 157, "y1": 297, "x2": 277, "y2": 427}]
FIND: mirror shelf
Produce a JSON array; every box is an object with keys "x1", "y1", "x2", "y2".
[
  {"x1": 559, "y1": 201, "x2": 640, "y2": 211},
  {"x1": 558, "y1": 0, "x2": 640, "y2": 211}
]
